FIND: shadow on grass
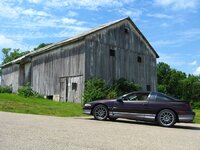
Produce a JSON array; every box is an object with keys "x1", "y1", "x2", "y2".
[{"x1": 83, "y1": 117, "x2": 200, "y2": 130}]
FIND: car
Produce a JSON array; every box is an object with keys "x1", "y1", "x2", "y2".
[{"x1": 83, "y1": 91, "x2": 195, "y2": 127}]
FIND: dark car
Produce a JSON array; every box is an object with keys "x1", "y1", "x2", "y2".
[{"x1": 83, "y1": 91, "x2": 195, "y2": 127}]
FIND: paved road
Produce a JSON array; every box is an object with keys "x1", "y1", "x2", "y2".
[{"x1": 0, "y1": 112, "x2": 200, "y2": 150}]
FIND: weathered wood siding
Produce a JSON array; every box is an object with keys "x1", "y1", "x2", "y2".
[
  {"x1": 1, "y1": 64, "x2": 19, "y2": 92},
  {"x1": 31, "y1": 41, "x2": 85, "y2": 102},
  {"x1": 85, "y1": 20, "x2": 157, "y2": 91}
]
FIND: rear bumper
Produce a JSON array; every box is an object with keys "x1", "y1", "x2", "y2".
[{"x1": 178, "y1": 112, "x2": 195, "y2": 123}]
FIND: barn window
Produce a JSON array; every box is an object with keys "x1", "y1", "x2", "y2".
[
  {"x1": 124, "y1": 27, "x2": 130, "y2": 33},
  {"x1": 110, "y1": 49, "x2": 115, "y2": 57},
  {"x1": 146, "y1": 85, "x2": 151, "y2": 91},
  {"x1": 72, "y1": 82, "x2": 77, "y2": 90},
  {"x1": 137, "y1": 56, "x2": 142, "y2": 63}
]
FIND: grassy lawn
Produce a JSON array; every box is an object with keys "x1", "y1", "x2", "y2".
[
  {"x1": 194, "y1": 109, "x2": 200, "y2": 124},
  {"x1": 0, "y1": 93, "x2": 85, "y2": 117}
]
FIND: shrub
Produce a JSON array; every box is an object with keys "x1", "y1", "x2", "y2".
[
  {"x1": 18, "y1": 86, "x2": 34, "y2": 97},
  {"x1": 0, "y1": 85, "x2": 12, "y2": 93},
  {"x1": 82, "y1": 78, "x2": 142, "y2": 104},
  {"x1": 191, "y1": 101, "x2": 200, "y2": 109},
  {"x1": 82, "y1": 79, "x2": 107, "y2": 104},
  {"x1": 18, "y1": 83, "x2": 42, "y2": 98},
  {"x1": 112, "y1": 78, "x2": 142, "y2": 96},
  {"x1": 106, "y1": 88, "x2": 118, "y2": 99}
]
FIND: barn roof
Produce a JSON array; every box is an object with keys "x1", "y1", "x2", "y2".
[{"x1": 1, "y1": 17, "x2": 159, "y2": 68}]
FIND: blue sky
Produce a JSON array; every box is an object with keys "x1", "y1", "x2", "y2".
[{"x1": 0, "y1": 0, "x2": 200, "y2": 75}]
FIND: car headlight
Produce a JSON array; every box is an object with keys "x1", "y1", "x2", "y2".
[{"x1": 84, "y1": 103, "x2": 91, "y2": 107}]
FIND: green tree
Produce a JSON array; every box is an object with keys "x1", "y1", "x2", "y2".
[
  {"x1": 1, "y1": 48, "x2": 30, "y2": 64},
  {"x1": 181, "y1": 75, "x2": 200, "y2": 101},
  {"x1": 157, "y1": 62, "x2": 171, "y2": 85},
  {"x1": 166, "y1": 69, "x2": 186, "y2": 98},
  {"x1": 34, "y1": 43, "x2": 51, "y2": 51},
  {"x1": 157, "y1": 62, "x2": 200, "y2": 102}
]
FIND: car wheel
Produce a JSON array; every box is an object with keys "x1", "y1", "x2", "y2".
[
  {"x1": 93, "y1": 104, "x2": 108, "y2": 121},
  {"x1": 157, "y1": 109, "x2": 176, "y2": 127},
  {"x1": 109, "y1": 117, "x2": 117, "y2": 121}
]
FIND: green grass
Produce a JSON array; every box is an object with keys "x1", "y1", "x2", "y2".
[
  {"x1": 0, "y1": 93, "x2": 85, "y2": 117},
  {"x1": 0, "y1": 93, "x2": 199, "y2": 123},
  {"x1": 194, "y1": 109, "x2": 200, "y2": 124}
]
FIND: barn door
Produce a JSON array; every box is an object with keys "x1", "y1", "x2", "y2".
[
  {"x1": 67, "y1": 76, "x2": 83, "y2": 103},
  {"x1": 60, "y1": 77, "x2": 68, "y2": 102}
]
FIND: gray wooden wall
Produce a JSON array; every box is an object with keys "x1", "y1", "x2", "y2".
[
  {"x1": 1, "y1": 64, "x2": 19, "y2": 92},
  {"x1": 31, "y1": 41, "x2": 85, "y2": 102},
  {"x1": 85, "y1": 20, "x2": 157, "y2": 91}
]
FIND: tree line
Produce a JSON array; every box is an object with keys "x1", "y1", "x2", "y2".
[{"x1": 157, "y1": 62, "x2": 200, "y2": 102}]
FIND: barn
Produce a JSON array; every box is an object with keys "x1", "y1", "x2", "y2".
[{"x1": 1, "y1": 17, "x2": 159, "y2": 103}]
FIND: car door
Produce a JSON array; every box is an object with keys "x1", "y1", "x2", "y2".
[
  {"x1": 112, "y1": 93, "x2": 149, "y2": 120},
  {"x1": 143, "y1": 92, "x2": 173, "y2": 121}
]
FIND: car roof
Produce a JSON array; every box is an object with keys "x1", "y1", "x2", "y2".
[
  {"x1": 123, "y1": 91, "x2": 150, "y2": 96},
  {"x1": 130, "y1": 91, "x2": 150, "y2": 94}
]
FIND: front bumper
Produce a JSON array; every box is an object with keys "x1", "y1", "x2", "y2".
[
  {"x1": 83, "y1": 109, "x2": 91, "y2": 115},
  {"x1": 178, "y1": 112, "x2": 195, "y2": 123}
]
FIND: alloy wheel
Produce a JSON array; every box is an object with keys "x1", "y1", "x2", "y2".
[
  {"x1": 157, "y1": 109, "x2": 176, "y2": 127},
  {"x1": 93, "y1": 105, "x2": 108, "y2": 120}
]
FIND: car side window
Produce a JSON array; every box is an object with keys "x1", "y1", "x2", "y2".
[
  {"x1": 156, "y1": 93, "x2": 173, "y2": 101},
  {"x1": 128, "y1": 93, "x2": 149, "y2": 101}
]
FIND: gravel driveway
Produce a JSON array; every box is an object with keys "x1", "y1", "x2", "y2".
[{"x1": 0, "y1": 111, "x2": 200, "y2": 150}]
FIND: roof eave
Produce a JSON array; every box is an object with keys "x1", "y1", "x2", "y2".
[{"x1": 126, "y1": 18, "x2": 159, "y2": 58}]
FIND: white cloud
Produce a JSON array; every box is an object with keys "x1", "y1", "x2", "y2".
[
  {"x1": 161, "y1": 23, "x2": 170, "y2": 27},
  {"x1": 119, "y1": 9, "x2": 142, "y2": 18},
  {"x1": 54, "y1": 26, "x2": 90, "y2": 38},
  {"x1": 0, "y1": 3, "x2": 50, "y2": 18},
  {"x1": 158, "y1": 52, "x2": 186, "y2": 67},
  {"x1": 154, "y1": 0, "x2": 199, "y2": 10},
  {"x1": 0, "y1": 4, "x2": 22, "y2": 18},
  {"x1": 61, "y1": 18, "x2": 85, "y2": 25},
  {"x1": 45, "y1": 0, "x2": 135, "y2": 10},
  {"x1": 0, "y1": 35, "x2": 19, "y2": 48},
  {"x1": 22, "y1": 9, "x2": 50, "y2": 17},
  {"x1": 194, "y1": 66, "x2": 200, "y2": 75},
  {"x1": 181, "y1": 29, "x2": 200, "y2": 39},
  {"x1": 147, "y1": 13, "x2": 173, "y2": 19},
  {"x1": 189, "y1": 60, "x2": 197, "y2": 66},
  {"x1": 1, "y1": 15, "x2": 87, "y2": 31},
  {"x1": 28, "y1": 0, "x2": 42, "y2": 4},
  {"x1": 0, "y1": 34, "x2": 29, "y2": 50},
  {"x1": 152, "y1": 39, "x2": 182, "y2": 47},
  {"x1": 67, "y1": 11, "x2": 78, "y2": 17}
]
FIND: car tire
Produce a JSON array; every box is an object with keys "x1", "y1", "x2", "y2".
[
  {"x1": 157, "y1": 109, "x2": 176, "y2": 127},
  {"x1": 93, "y1": 104, "x2": 108, "y2": 121}
]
